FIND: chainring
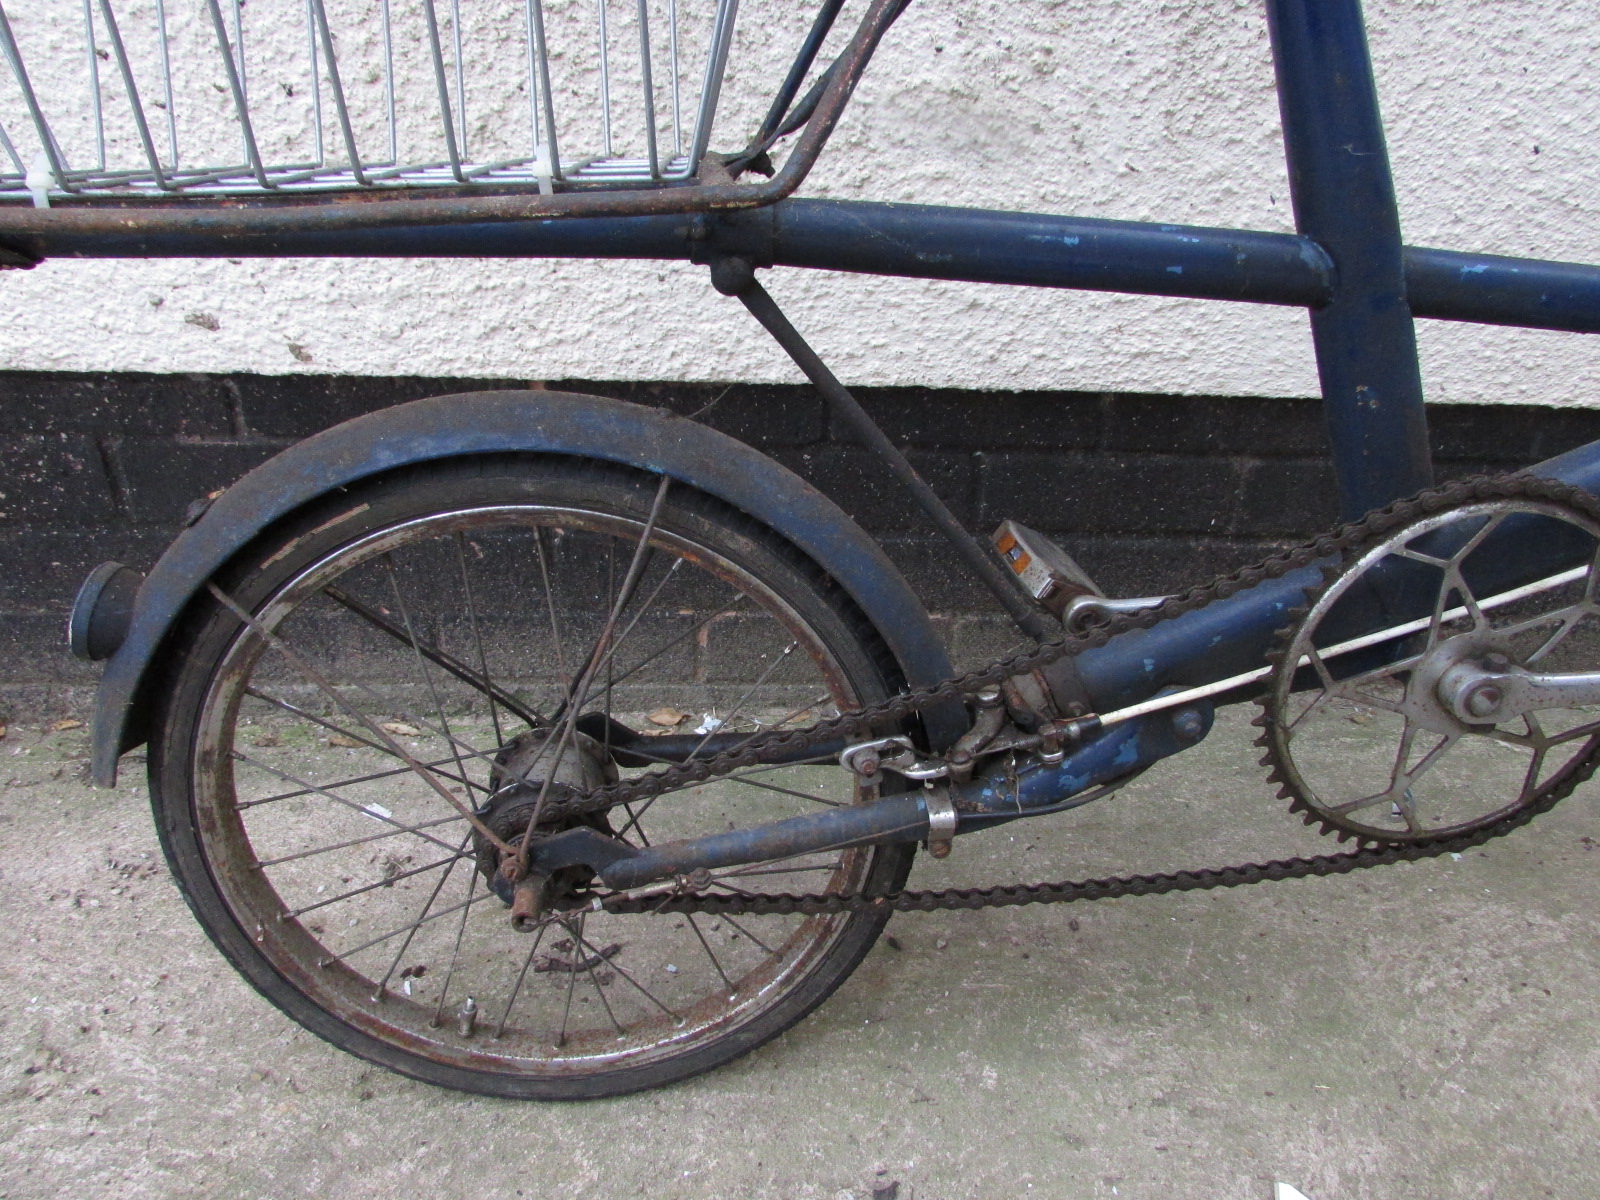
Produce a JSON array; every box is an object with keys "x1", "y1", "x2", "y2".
[{"x1": 1257, "y1": 474, "x2": 1600, "y2": 845}]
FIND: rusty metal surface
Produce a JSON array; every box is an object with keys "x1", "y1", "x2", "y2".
[
  {"x1": 87, "y1": 389, "x2": 964, "y2": 785},
  {"x1": 0, "y1": 0, "x2": 904, "y2": 241}
]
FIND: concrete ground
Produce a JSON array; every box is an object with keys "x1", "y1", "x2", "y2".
[{"x1": 2, "y1": 705, "x2": 1598, "y2": 1200}]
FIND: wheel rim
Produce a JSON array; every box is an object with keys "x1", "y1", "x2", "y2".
[
  {"x1": 1268, "y1": 498, "x2": 1600, "y2": 842},
  {"x1": 189, "y1": 498, "x2": 897, "y2": 1083}
]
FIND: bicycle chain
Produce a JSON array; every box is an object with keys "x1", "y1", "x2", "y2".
[{"x1": 588, "y1": 472, "x2": 1600, "y2": 918}]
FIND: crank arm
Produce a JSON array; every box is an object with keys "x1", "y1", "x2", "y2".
[{"x1": 1438, "y1": 661, "x2": 1600, "y2": 725}]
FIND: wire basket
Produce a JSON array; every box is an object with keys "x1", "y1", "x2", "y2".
[{"x1": 0, "y1": 0, "x2": 749, "y2": 201}]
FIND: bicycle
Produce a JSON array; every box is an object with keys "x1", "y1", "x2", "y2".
[{"x1": 4, "y1": 0, "x2": 1600, "y2": 1099}]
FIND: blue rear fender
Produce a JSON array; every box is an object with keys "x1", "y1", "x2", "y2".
[{"x1": 89, "y1": 390, "x2": 963, "y2": 784}]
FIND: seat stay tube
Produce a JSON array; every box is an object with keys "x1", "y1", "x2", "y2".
[{"x1": 1267, "y1": 0, "x2": 1434, "y2": 519}]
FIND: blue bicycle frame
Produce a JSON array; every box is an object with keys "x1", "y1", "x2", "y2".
[{"x1": 16, "y1": 0, "x2": 1600, "y2": 877}]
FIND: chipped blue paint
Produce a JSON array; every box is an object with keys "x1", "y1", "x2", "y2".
[{"x1": 1166, "y1": 265, "x2": 1183, "y2": 274}]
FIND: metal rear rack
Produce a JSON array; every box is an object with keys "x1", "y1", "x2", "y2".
[{"x1": 0, "y1": 0, "x2": 882, "y2": 209}]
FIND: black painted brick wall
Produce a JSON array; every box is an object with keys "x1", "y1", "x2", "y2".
[{"x1": 4, "y1": 369, "x2": 1598, "y2": 715}]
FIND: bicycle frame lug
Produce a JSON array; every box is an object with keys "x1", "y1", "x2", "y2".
[{"x1": 922, "y1": 786, "x2": 958, "y2": 859}]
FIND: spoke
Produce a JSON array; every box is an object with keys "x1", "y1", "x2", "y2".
[
  {"x1": 385, "y1": 553, "x2": 476, "y2": 818},
  {"x1": 238, "y1": 752, "x2": 485, "y2": 811},
  {"x1": 247, "y1": 651, "x2": 581, "y2": 837},
  {"x1": 370, "y1": 830, "x2": 475, "y2": 996},
  {"x1": 322, "y1": 888, "x2": 494, "y2": 970},
  {"x1": 685, "y1": 913, "x2": 736, "y2": 994},
  {"x1": 574, "y1": 926, "x2": 678, "y2": 1020},
  {"x1": 494, "y1": 921, "x2": 549, "y2": 1038},
  {"x1": 611, "y1": 792, "x2": 662, "y2": 843},
  {"x1": 689, "y1": 641, "x2": 798, "y2": 759},
  {"x1": 233, "y1": 751, "x2": 464, "y2": 857},
  {"x1": 240, "y1": 689, "x2": 488, "y2": 799},
  {"x1": 580, "y1": 933, "x2": 627, "y2": 1036},
  {"x1": 555, "y1": 915, "x2": 584, "y2": 1048},
  {"x1": 284, "y1": 852, "x2": 471, "y2": 918},
  {"x1": 456, "y1": 531, "x2": 505, "y2": 747},
  {"x1": 430, "y1": 854, "x2": 481, "y2": 1027},
  {"x1": 717, "y1": 913, "x2": 780, "y2": 958},
  {"x1": 616, "y1": 743, "x2": 847, "y2": 807},
  {"x1": 723, "y1": 693, "x2": 835, "y2": 756},
  {"x1": 208, "y1": 583, "x2": 516, "y2": 856},
  {"x1": 520, "y1": 476, "x2": 673, "y2": 857},
  {"x1": 533, "y1": 525, "x2": 570, "y2": 691},
  {"x1": 617, "y1": 801, "x2": 651, "y2": 847},
  {"x1": 716, "y1": 773, "x2": 844, "y2": 807},
  {"x1": 322, "y1": 583, "x2": 542, "y2": 729},
  {"x1": 256, "y1": 812, "x2": 465, "y2": 867},
  {"x1": 556, "y1": 483, "x2": 669, "y2": 718},
  {"x1": 598, "y1": 597, "x2": 748, "y2": 698}
]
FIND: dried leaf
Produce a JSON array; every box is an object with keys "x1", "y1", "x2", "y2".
[
  {"x1": 50, "y1": 719, "x2": 84, "y2": 732},
  {"x1": 645, "y1": 707, "x2": 689, "y2": 728},
  {"x1": 379, "y1": 721, "x2": 421, "y2": 736},
  {"x1": 326, "y1": 733, "x2": 362, "y2": 748},
  {"x1": 0, "y1": 724, "x2": 7, "y2": 742}
]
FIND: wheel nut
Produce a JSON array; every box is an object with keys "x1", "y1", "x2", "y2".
[{"x1": 1465, "y1": 684, "x2": 1501, "y2": 719}]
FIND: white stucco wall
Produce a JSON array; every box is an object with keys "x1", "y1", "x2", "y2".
[{"x1": 1, "y1": 0, "x2": 1597, "y2": 404}]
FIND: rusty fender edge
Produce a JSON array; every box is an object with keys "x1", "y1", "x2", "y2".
[{"x1": 90, "y1": 390, "x2": 961, "y2": 786}]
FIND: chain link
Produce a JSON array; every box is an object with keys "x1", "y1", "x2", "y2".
[{"x1": 587, "y1": 473, "x2": 1600, "y2": 918}]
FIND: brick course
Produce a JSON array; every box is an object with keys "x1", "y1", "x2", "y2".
[{"x1": 0, "y1": 369, "x2": 1592, "y2": 716}]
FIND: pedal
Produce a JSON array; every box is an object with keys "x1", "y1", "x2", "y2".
[{"x1": 991, "y1": 520, "x2": 1104, "y2": 618}]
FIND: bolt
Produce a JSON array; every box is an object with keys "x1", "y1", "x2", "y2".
[
  {"x1": 857, "y1": 754, "x2": 879, "y2": 777},
  {"x1": 928, "y1": 840, "x2": 952, "y2": 859},
  {"x1": 1465, "y1": 684, "x2": 1502, "y2": 719},
  {"x1": 948, "y1": 749, "x2": 973, "y2": 767},
  {"x1": 1171, "y1": 707, "x2": 1206, "y2": 742}
]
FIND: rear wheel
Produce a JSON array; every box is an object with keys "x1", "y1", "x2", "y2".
[{"x1": 150, "y1": 455, "x2": 916, "y2": 1099}]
